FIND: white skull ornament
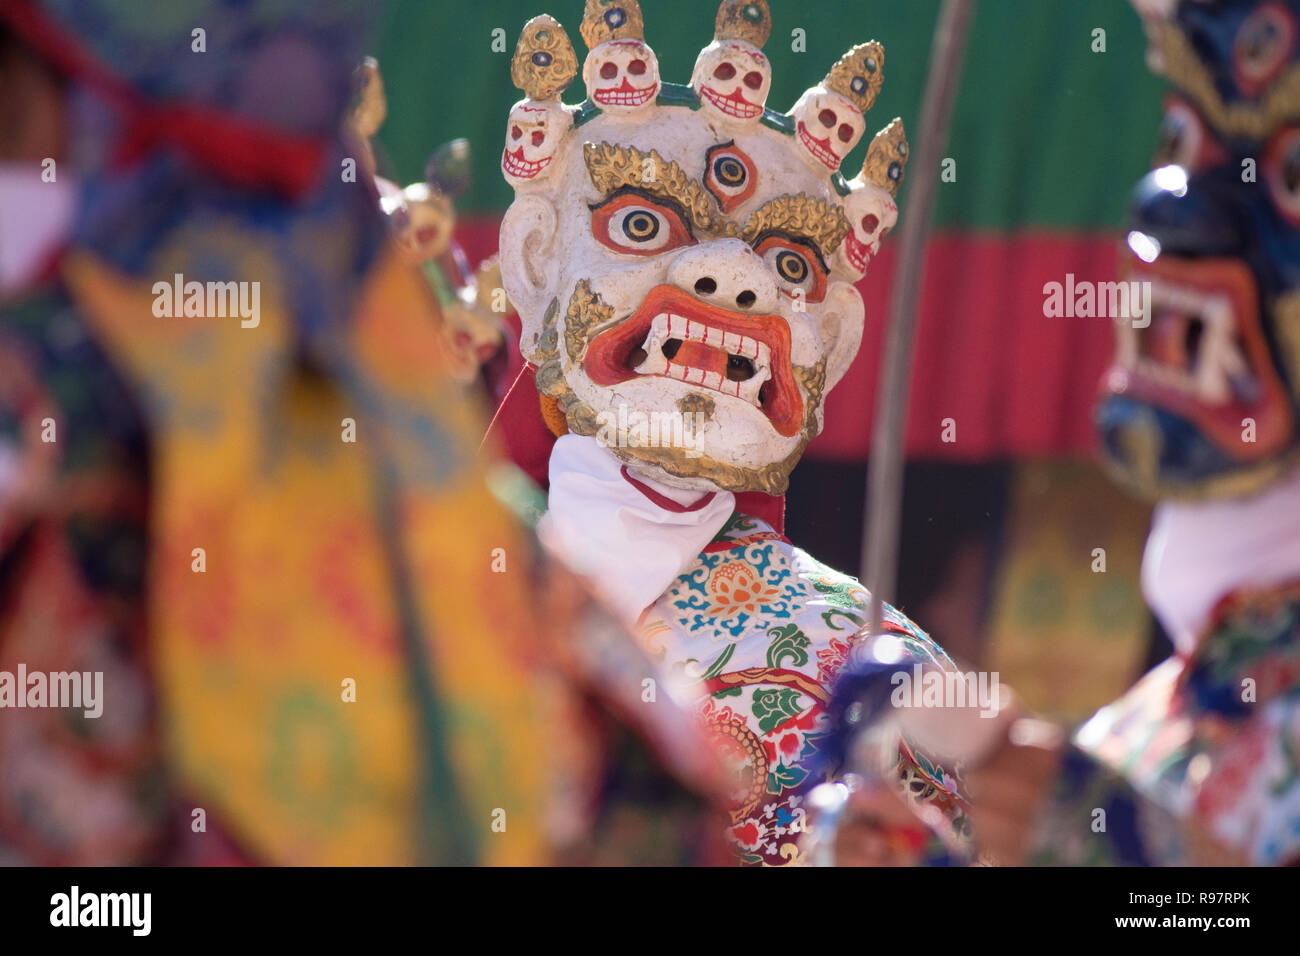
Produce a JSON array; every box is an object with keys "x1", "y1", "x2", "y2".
[
  {"x1": 791, "y1": 89, "x2": 865, "y2": 173},
  {"x1": 838, "y1": 185, "x2": 897, "y2": 278},
  {"x1": 837, "y1": 119, "x2": 909, "y2": 279},
  {"x1": 579, "y1": 1, "x2": 658, "y2": 114},
  {"x1": 503, "y1": 99, "x2": 573, "y2": 187},
  {"x1": 584, "y1": 39, "x2": 660, "y2": 112},
  {"x1": 693, "y1": 42, "x2": 771, "y2": 124},
  {"x1": 788, "y1": 42, "x2": 884, "y2": 173},
  {"x1": 691, "y1": 1, "x2": 771, "y2": 125},
  {"x1": 503, "y1": 14, "x2": 579, "y2": 188}
]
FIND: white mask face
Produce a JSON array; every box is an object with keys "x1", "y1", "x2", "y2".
[{"x1": 0, "y1": 162, "x2": 77, "y2": 297}]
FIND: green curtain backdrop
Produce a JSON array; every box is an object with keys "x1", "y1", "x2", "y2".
[{"x1": 374, "y1": 0, "x2": 1164, "y2": 231}]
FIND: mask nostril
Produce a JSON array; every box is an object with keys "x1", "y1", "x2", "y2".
[
  {"x1": 736, "y1": 290, "x2": 757, "y2": 309},
  {"x1": 694, "y1": 277, "x2": 718, "y2": 295}
]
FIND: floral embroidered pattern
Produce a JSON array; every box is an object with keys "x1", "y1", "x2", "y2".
[
  {"x1": 645, "y1": 512, "x2": 968, "y2": 865},
  {"x1": 706, "y1": 561, "x2": 781, "y2": 617},
  {"x1": 666, "y1": 541, "x2": 808, "y2": 641}
]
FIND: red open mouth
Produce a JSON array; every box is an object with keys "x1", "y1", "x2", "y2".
[
  {"x1": 593, "y1": 79, "x2": 658, "y2": 108},
  {"x1": 796, "y1": 121, "x2": 839, "y2": 171},
  {"x1": 700, "y1": 85, "x2": 762, "y2": 119},
  {"x1": 502, "y1": 147, "x2": 551, "y2": 180},
  {"x1": 1102, "y1": 253, "x2": 1294, "y2": 460},
  {"x1": 584, "y1": 285, "x2": 804, "y2": 437}
]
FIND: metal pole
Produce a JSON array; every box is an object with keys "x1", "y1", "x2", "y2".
[{"x1": 863, "y1": 0, "x2": 978, "y2": 637}]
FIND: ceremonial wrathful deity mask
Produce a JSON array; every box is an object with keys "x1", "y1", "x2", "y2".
[
  {"x1": 499, "y1": 0, "x2": 906, "y2": 494},
  {"x1": 1097, "y1": 0, "x2": 1300, "y2": 499}
]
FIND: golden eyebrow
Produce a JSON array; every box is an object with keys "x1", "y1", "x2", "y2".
[
  {"x1": 740, "y1": 193, "x2": 851, "y2": 258},
  {"x1": 583, "y1": 142, "x2": 731, "y2": 236},
  {"x1": 1157, "y1": 20, "x2": 1300, "y2": 139}
]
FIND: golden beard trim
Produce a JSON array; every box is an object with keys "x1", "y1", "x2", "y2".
[
  {"x1": 534, "y1": 281, "x2": 828, "y2": 494},
  {"x1": 677, "y1": 392, "x2": 716, "y2": 421}
]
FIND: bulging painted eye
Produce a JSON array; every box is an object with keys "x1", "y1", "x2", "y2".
[
  {"x1": 819, "y1": 108, "x2": 837, "y2": 128},
  {"x1": 1266, "y1": 127, "x2": 1300, "y2": 225},
  {"x1": 743, "y1": 71, "x2": 764, "y2": 90},
  {"x1": 607, "y1": 204, "x2": 671, "y2": 250},
  {"x1": 703, "y1": 141, "x2": 759, "y2": 212},
  {"x1": 715, "y1": 156, "x2": 746, "y2": 187},
  {"x1": 600, "y1": 61, "x2": 619, "y2": 79},
  {"x1": 531, "y1": 129, "x2": 546, "y2": 147},
  {"x1": 1154, "y1": 99, "x2": 1224, "y2": 173},
  {"x1": 591, "y1": 193, "x2": 695, "y2": 256},
  {"x1": 714, "y1": 62, "x2": 737, "y2": 81},
  {"x1": 838, "y1": 123, "x2": 855, "y2": 143},
  {"x1": 621, "y1": 209, "x2": 660, "y2": 242},
  {"x1": 629, "y1": 59, "x2": 647, "y2": 76},
  {"x1": 775, "y1": 250, "x2": 808, "y2": 283},
  {"x1": 1234, "y1": 3, "x2": 1295, "y2": 96},
  {"x1": 861, "y1": 213, "x2": 880, "y2": 234},
  {"x1": 755, "y1": 235, "x2": 828, "y2": 303},
  {"x1": 1156, "y1": 102, "x2": 1199, "y2": 168}
]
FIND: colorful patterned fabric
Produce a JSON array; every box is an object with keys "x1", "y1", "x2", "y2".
[
  {"x1": 1036, "y1": 584, "x2": 1300, "y2": 865},
  {"x1": 985, "y1": 462, "x2": 1151, "y2": 723},
  {"x1": 0, "y1": 288, "x2": 166, "y2": 865},
  {"x1": 637, "y1": 512, "x2": 970, "y2": 865},
  {"x1": 0, "y1": 246, "x2": 729, "y2": 865},
  {"x1": 0, "y1": 0, "x2": 727, "y2": 866}
]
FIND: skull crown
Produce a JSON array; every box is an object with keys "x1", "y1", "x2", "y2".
[{"x1": 503, "y1": 1, "x2": 906, "y2": 191}]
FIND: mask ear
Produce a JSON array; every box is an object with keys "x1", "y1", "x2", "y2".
[
  {"x1": 819, "y1": 281, "x2": 866, "y2": 393},
  {"x1": 499, "y1": 194, "x2": 560, "y2": 362}
]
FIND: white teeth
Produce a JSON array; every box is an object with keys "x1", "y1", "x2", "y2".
[
  {"x1": 635, "y1": 349, "x2": 668, "y2": 376},
  {"x1": 737, "y1": 365, "x2": 770, "y2": 406},
  {"x1": 630, "y1": 312, "x2": 777, "y2": 410},
  {"x1": 1195, "y1": 299, "x2": 1248, "y2": 407},
  {"x1": 1132, "y1": 275, "x2": 1248, "y2": 408},
  {"x1": 1116, "y1": 319, "x2": 1139, "y2": 369},
  {"x1": 1146, "y1": 277, "x2": 1212, "y2": 316}
]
